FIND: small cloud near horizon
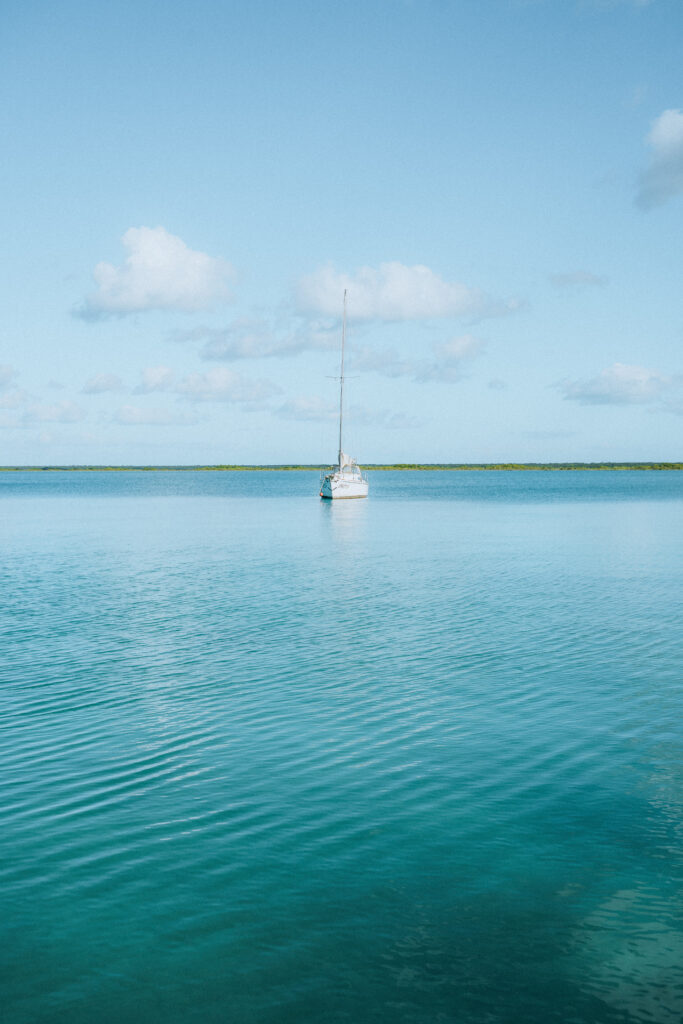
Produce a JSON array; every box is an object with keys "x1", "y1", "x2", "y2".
[
  {"x1": 558, "y1": 362, "x2": 673, "y2": 405},
  {"x1": 77, "y1": 227, "x2": 234, "y2": 319}
]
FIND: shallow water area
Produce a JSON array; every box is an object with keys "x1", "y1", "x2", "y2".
[{"x1": 2, "y1": 470, "x2": 683, "y2": 1023}]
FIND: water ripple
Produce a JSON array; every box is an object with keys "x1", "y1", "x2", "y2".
[{"x1": 2, "y1": 473, "x2": 683, "y2": 1023}]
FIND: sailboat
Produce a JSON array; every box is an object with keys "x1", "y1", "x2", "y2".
[{"x1": 320, "y1": 290, "x2": 369, "y2": 500}]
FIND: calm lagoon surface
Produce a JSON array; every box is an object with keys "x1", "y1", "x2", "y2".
[{"x1": 2, "y1": 470, "x2": 682, "y2": 1024}]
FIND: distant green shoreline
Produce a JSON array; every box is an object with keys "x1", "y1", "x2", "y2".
[{"x1": 1, "y1": 463, "x2": 681, "y2": 472}]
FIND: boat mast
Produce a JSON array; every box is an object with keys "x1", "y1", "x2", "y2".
[{"x1": 338, "y1": 289, "x2": 346, "y2": 465}]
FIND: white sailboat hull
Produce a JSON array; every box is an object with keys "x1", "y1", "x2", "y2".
[{"x1": 320, "y1": 470, "x2": 369, "y2": 500}]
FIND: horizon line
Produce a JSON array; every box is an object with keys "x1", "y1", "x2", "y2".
[{"x1": 1, "y1": 462, "x2": 682, "y2": 472}]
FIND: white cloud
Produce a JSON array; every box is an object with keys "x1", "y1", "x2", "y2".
[
  {"x1": 82, "y1": 373, "x2": 125, "y2": 394},
  {"x1": 636, "y1": 109, "x2": 683, "y2": 209},
  {"x1": 115, "y1": 405, "x2": 197, "y2": 426},
  {"x1": 79, "y1": 226, "x2": 234, "y2": 318},
  {"x1": 176, "y1": 366, "x2": 278, "y2": 404},
  {"x1": 549, "y1": 271, "x2": 608, "y2": 288},
  {"x1": 0, "y1": 364, "x2": 15, "y2": 389},
  {"x1": 296, "y1": 262, "x2": 515, "y2": 321},
  {"x1": 559, "y1": 363, "x2": 672, "y2": 405},
  {"x1": 135, "y1": 366, "x2": 176, "y2": 393}
]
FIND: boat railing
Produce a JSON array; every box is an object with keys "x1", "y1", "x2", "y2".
[{"x1": 320, "y1": 461, "x2": 368, "y2": 486}]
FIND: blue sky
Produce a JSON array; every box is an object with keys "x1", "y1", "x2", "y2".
[{"x1": 1, "y1": 0, "x2": 682, "y2": 464}]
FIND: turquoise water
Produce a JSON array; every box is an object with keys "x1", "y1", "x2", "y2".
[{"x1": 2, "y1": 471, "x2": 682, "y2": 1024}]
